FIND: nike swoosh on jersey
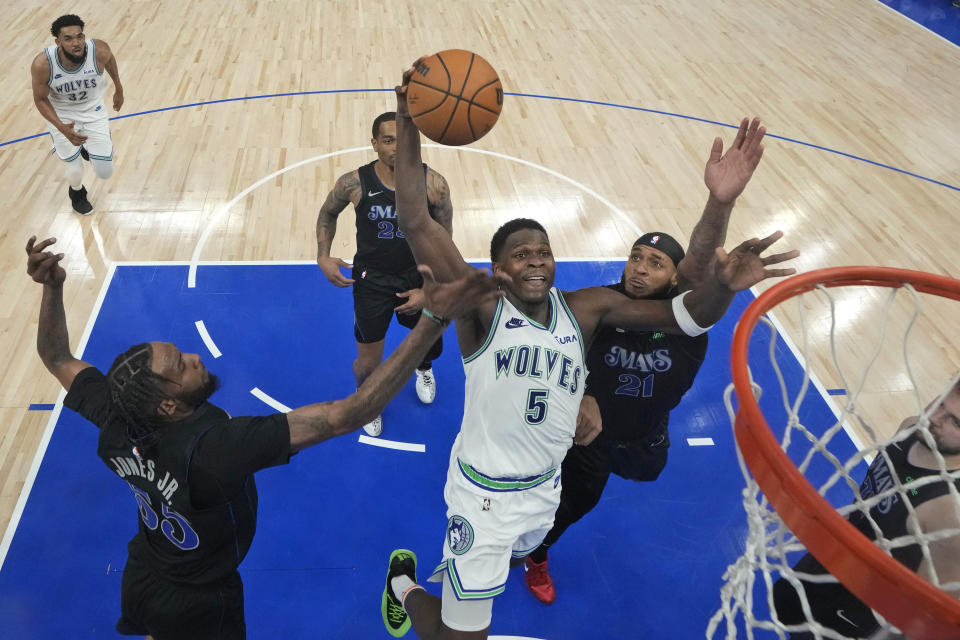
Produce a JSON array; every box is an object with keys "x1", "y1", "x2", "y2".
[
  {"x1": 505, "y1": 317, "x2": 526, "y2": 329},
  {"x1": 368, "y1": 190, "x2": 383, "y2": 197},
  {"x1": 835, "y1": 609, "x2": 858, "y2": 627}
]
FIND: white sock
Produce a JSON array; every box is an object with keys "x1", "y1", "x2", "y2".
[{"x1": 391, "y1": 575, "x2": 423, "y2": 607}]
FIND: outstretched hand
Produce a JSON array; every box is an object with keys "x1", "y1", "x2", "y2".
[
  {"x1": 419, "y1": 264, "x2": 503, "y2": 322},
  {"x1": 704, "y1": 117, "x2": 766, "y2": 205},
  {"x1": 713, "y1": 231, "x2": 798, "y2": 292},
  {"x1": 395, "y1": 58, "x2": 426, "y2": 118},
  {"x1": 26, "y1": 236, "x2": 66, "y2": 286}
]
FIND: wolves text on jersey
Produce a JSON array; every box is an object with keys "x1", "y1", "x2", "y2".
[
  {"x1": 494, "y1": 345, "x2": 582, "y2": 394},
  {"x1": 53, "y1": 77, "x2": 99, "y2": 95}
]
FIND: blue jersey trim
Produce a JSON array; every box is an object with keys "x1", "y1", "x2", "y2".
[
  {"x1": 556, "y1": 289, "x2": 585, "y2": 363},
  {"x1": 44, "y1": 49, "x2": 54, "y2": 84},
  {"x1": 90, "y1": 40, "x2": 102, "y2": 75},
  {"x1": 462, "y1": 297, "x2": 503, "y2": 364}
]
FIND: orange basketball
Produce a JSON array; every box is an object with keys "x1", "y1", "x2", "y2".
[{"x1": 407, "y1": 50, "x2": 503, "y2": 146}]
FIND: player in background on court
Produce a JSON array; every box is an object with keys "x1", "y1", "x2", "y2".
[
  {"x1": 316, "y1": 112, "x2": 454, "y2": 437},
  {"x1": 524, "y1": 117, "x2": 768, "y2": 604},
  {"x1": 380, "y1": 63, "x2": 799, "y2": 640},
  {"x1": 31, "y1": 14, "x2": 123, "y2": 215},
  {"x1": 773, "y1": 378, "x2": 960, "y2": 639},
  {"x1": 26, "y1": 235, "x2": 500, "y2": 640}
]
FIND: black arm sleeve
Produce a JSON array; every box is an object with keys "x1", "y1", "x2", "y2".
[{"x1": 63, "y1": 367, "x2": 111, "y2": 429}]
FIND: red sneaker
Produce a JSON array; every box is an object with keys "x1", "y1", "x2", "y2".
[{"x1": 524, "y1": 555, "x2": 556, "y2": 604}]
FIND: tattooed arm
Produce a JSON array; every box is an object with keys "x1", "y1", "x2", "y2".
[
  {"x1": 286, "y1": 265, "x2": 502, "y2": 452},
  {"x1": 316, "y1": 170, "x2": 361, "y2": 287},
  {"x1": 426, "y1": 168, "x2": 453, "y2": 236}
]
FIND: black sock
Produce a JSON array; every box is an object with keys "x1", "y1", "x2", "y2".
[{"x1": 529, "y1": 545, "x2": 548, "y2": 564}]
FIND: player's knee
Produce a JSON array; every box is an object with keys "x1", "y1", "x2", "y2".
[
  {"x1": 64, "y1": 157, "x2": 84, "y2": 185},
  {"x1": 91, "y1": 158, "x2": 114, "y2": 180},
  {"x1": 558, "y1": 491, "x2": 602, "y2": 523},
  {"x1": 353, "y1": 352, "x2": 381, "y2": 380}
]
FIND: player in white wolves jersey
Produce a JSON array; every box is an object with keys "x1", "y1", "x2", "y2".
[
  {"x1": 380, "y1": 61, "x2": 799, "y2": 640},
  {"x1": 31, "y1": 14, "x2": 124, "y2": 215}
]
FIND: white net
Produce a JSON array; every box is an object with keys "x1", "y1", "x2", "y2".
[{"x1": 707, "y1": 279, "x2": 960, "y2": 640}]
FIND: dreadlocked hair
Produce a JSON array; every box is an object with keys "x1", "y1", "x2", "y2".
[{"x1": 106, "y1": 343, "x2": 174, "y2": 451}]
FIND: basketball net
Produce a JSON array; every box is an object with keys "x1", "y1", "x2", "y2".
[{"x1": 707, "y1": 267, "x2": 960, "y2": 639}]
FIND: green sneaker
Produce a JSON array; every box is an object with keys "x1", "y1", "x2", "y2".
[{"x1": 382, "y1": 548, "x2": 418, "y2": 637}]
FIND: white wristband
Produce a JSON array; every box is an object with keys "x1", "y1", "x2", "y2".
[{"x1": 672, "y1": 290, "x2": 711, "y2": 337}]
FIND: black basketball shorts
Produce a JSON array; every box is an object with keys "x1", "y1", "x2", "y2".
[
  {"x1": 116, "y1": 553, "x2": 246, "y2": 640},
  {"x1": 352, "y1": 265, "x2": 425, "y2": 343}
]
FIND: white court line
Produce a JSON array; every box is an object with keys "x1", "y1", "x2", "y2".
[
  {"x1": 187, "y1": 144, "x2": 637, "y2": 288},
  {"x1": 357, "y1": 435, "x2": 426, "y2": 453},
  {"x1": 874, "y1": 0, "x2": 960, "y2": 51},
  {"x1": 250, "y1": 387, "x2": 292, "y2": 412},
  {"x1": 250, "y1": 389, "x2": 426, "y2": 453},
  {"x1": 687, "y1": 437, "x2": 715, "y2": 446},
  {"x1": 194, "y1": 320, "x2": 222, "y2": 358},
  {"x1": 189, "y1": 146, "x2": 370, "y2": 288},
  {"x1": 0, "y1": 263, "x2": 118, "y2": 572}
]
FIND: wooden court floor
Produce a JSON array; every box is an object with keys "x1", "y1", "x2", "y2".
[{"x1": 1, "y1": 0, "x2": 959, "y2": 582}]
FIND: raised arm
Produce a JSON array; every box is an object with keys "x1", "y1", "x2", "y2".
[
  {"x1": 316, "y1": 170, "x2": 359, "y2": 287},
  {"x1": 677, "y1": 117, "x2": 766, "y2": 291},
  {"x1": 569, "y1": 230, "x2": 798, "y2": 339},
  {"x1": 26, "y1": 237, "x2": 93, "y2": 390},
  {"x1": 96, "y1": 40, "x2": 124, "y2": 111},
  {"x1": 286, "y1": 265, "x2": 502, "y2": 451},
  {"x1": 394, "y1": 65, "x2": 472, "y2": 282}
]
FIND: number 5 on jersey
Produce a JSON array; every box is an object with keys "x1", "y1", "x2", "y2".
[{"x1": 525, "y1": 389, "x2": 550, "y2": 425}]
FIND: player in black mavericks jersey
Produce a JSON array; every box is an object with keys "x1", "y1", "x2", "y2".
[
  {"x1": 524, "y1": 117, "x2": 771, "y2": 604},
  {"x1": 26, "y1": 235, "x2": 500, "y2": 640},
  {"x1": 316, "y1": 112, "x2": 453, "y2": 437},
  {"x1": 772, "y1": 379, "x2": 960, "y2": 638}
]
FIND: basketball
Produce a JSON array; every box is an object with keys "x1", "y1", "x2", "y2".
[{"x1": 407, "y1": 49, "x2": 503, "y2": 146}]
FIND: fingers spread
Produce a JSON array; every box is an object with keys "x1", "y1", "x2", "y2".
[
  {"x1": 731, "y1": 117, "x2": 749, "y2": 150},
  {"x1": 731, "y1": 237, "x2": 762, "y2": 254},
  {"x1": 753, "y1": 230, "x2": 784, "y2": 252},
  {"x1": 761, "y1": 249, "x2": 800, "y2": 265},
  {"x1": 765, "y1": 267, "x2": 797, "y2": 278},
  {"x1": 30, "y1": 236, "x2": 57, "y2": 253}
]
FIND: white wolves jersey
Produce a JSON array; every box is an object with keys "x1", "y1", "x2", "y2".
[
  {"x1": 454, "y1": 288, "x2": 586, "y2": 480},
  {"x1": 44, "y1": 41, "x2": 108, "y2": 118}
]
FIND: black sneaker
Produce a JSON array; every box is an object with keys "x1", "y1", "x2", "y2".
[
  {"x1": 79, "y1": 146, "x2": 89, "y2": 161},
  {"x1": 68, "y1": 186, "x2": 93, "y2": 215},
  {"x1": 382, "y1": 549, "x2": 417, "y2": 637}
]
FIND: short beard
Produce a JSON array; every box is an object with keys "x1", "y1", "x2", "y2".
[
  {"x1": 60, "y1": 45, "x2": 86, "y2": 65},
  {"x1": 179, "y1": 373, "x2": 221, "y2": 409},
  {"x1": 936, "y1": 441, "x2": 960, "y2": 456},
  {"x1": 919, "y1": 430, "x2": 960, "y2": 457}
]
